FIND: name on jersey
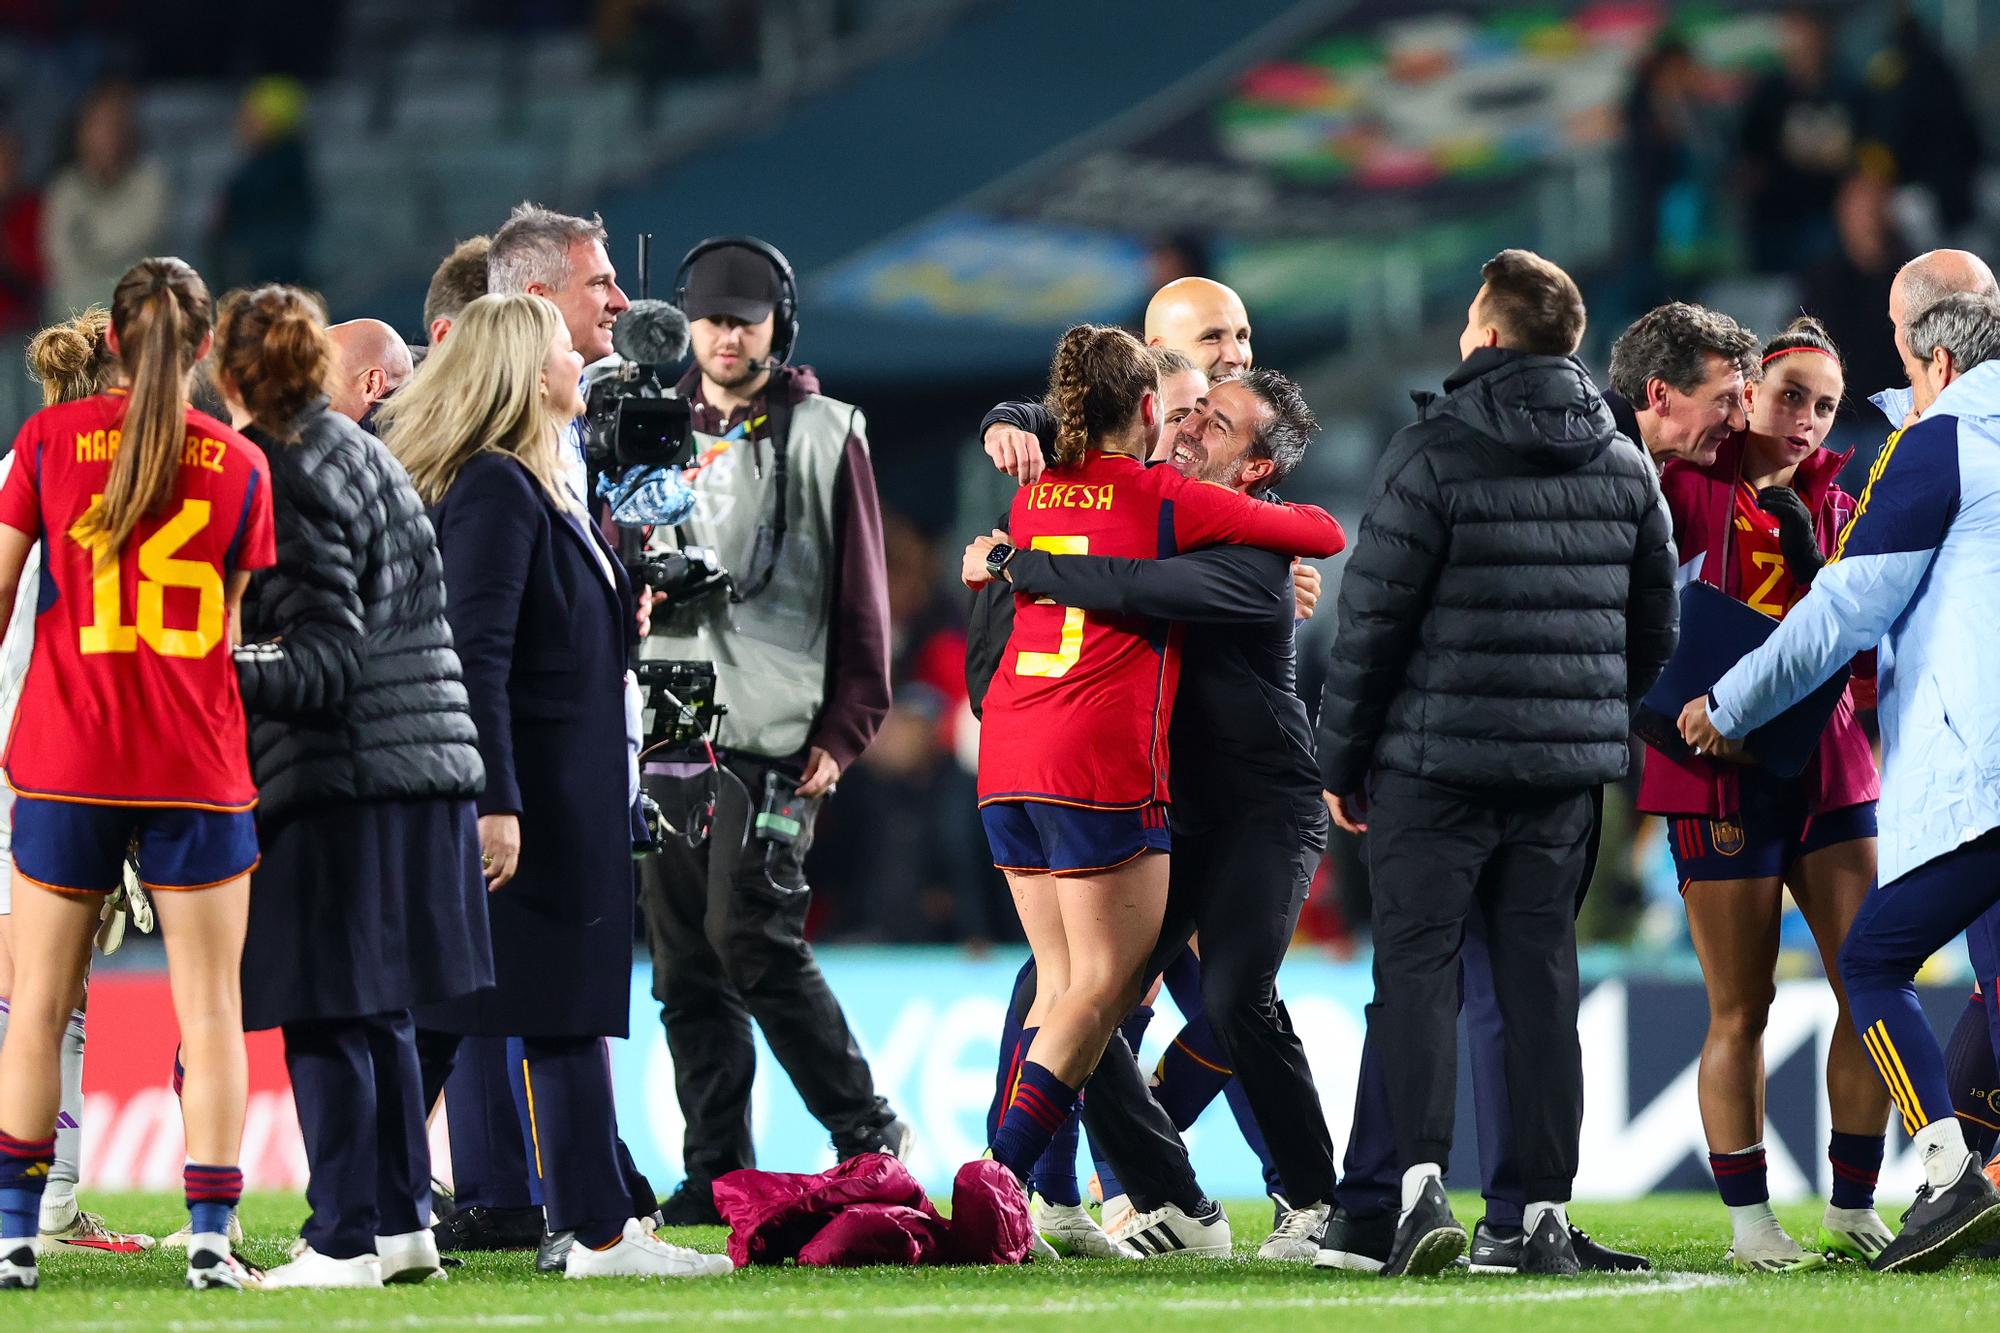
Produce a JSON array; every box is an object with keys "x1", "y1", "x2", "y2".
[
  {"x1": 1025, "y1": 481, "x2": 1115, "y2": 512},
  {"x1": 74, "y1": 428, "x2": 229, "y2": 474}
]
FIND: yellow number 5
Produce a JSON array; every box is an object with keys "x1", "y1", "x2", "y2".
[
  {"x1": 77, "y1": 498, "x2": 224, "y2": 658},
  {"x1": 1014, "y1": 534, "x2": 1088, "y2": 678}
]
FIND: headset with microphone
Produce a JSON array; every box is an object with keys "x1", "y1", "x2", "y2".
[{"x1": 671, "y1": 235, "x2": 800, "y2": 366}]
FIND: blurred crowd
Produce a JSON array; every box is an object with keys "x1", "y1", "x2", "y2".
[
  {"x1": 0, "y1": 79, "x2": 315, "y2": 336},
  {"x1": 1616, "y1": 5, "x2": 1985, "y2": 392}
]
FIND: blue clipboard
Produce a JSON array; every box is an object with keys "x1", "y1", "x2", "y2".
[{"x1": 1633, "y1": 581, "x2": 1850, "y2": 779}]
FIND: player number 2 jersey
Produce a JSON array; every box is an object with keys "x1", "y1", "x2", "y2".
[
  {"x1": 977, "y1": 450, "x2": 1344, "y2": 809},
  {"x1": 0, "y1": 391, "x2": 276, "y2": 810}
]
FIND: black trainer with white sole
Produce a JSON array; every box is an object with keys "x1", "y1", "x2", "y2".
[
  {"x1": 1314, "y1": 1207, "x2": 1396, "y2": 1272},
  {"x1": 536, "y1": 1229, "x2": 574, "y2": 1274},
  {"x1": 1384, "y1": 1178, "x2": 1465, "y2": 1277},
  {"x1": 1519, "y1": 1213, "x2": 1581, "y2": 1275},
  {"x1": 1873, "y1": 1155, "x2": 2000, "y2": 1273},
  {"x1": 1467, "y1": 1218, "x2": 1523, "y2": 1273}
]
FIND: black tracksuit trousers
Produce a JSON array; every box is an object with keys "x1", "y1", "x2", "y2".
[{"x1": 1366, "y1": 773, "x2": 1591, "y2": 1204}]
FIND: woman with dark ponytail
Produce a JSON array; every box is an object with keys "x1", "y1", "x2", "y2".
[
  {"x1": 1637, "y1": 315, "x2": 1890, "y2": 1270},
  {"x1": 211, "y1": 285, "x2": 490, "y2": 1289},
  {"x1": 968, "y1": 323, "x2": 1344, "y2": 1255},
  {"x1": 0, "y1": 257, "x2": 274, "y2": 1293}
]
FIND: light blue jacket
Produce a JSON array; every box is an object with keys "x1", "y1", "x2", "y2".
[{"x1": 1710, "y1": 359, "x2": 2000, "y2": 884}]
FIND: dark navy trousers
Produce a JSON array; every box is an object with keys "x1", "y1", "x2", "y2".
[
  {"x1": 505, "y1": 1035, "x2": 629, "y2": 1240},
  {"x1": 284, "y1": 1010, "x2": 431, "y2": 1259}
]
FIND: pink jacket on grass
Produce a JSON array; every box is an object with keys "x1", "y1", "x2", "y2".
[
  {"x1": 712, "y1": 1154, "x2": 1033, "y2": 1268},
  {"x1": 1636, "y1": 430, "x2": 1879, "y2": 820}
]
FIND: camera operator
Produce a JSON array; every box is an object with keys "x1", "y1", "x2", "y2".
[{"x1": 635, "y1": 237, "x2": 906, "y2": 1225}]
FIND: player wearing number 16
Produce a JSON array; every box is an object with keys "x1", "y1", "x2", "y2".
[
  {"x1": 0, "y1": 257, "x2": 274, "y2": 1292},
  {"x1": 970, "y1": 323, "x2": 1344, "y2": 1231}
]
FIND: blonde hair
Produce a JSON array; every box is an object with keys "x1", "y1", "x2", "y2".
[
  {"x1": 26, "y1": 306, "x2": 117, "y2": 407},
  {"x1": 379, "y1": 292, "x2": 574, "y2": 509}
]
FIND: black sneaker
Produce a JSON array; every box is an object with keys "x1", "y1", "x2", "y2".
[
  {"x1": 432, "y1": 1204, "x2": 544, "y2": 1252},
  {"x1": 1313, "y1": 1206, "x2": 1396, "y2": 1272},
  {"x1": 657, "y1": 1180, "x2": 723, "y2": 1227},
  {"x1": 535, "y1": 1229, "x2": 574, "y2": 1274},
  {"x1": 1467, "y1": 1217, "x2": 1523, "y2": 1274},
  {"x1": 1873, "y1": 1154, "x2": 2000, "y2": 1273},
  {"x1": 1519, "y1": 1212, "x2": 1581, "y2": 1275},
  {"x1": 1384, "y1": 1177, "x2": 1465, "y2": 1277},
  {"x1": 836, "y1": 1117, "x2": 914, "y2": 1161},
  {"x1": 1569, "y1": 1223, "x2": 1651, "y2": 1272}
]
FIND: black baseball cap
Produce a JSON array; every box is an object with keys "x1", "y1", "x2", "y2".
[{"x1": 680, "y1": 244, "x2": 784, "y2": 323}]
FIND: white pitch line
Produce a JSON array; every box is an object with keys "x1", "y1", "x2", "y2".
[{"x1": 59, "y1": 1273, "x2": 1734, "y2": 1332}]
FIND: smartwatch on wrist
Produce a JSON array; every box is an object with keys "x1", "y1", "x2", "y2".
[{"x1": 985, "y1": 542, "x2": 1016, "y2": 581}]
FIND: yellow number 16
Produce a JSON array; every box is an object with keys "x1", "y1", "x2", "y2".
[
  {"x1": 1014, "y1": 534, "x2": 1087, "y2": 678},
  {"x1": 76, "y1": 497, "x2": 225, "y2": 658}
]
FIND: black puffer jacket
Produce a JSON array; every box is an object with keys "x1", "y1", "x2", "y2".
[
  {"x1": 1317, "y1": 348, "x2": 1678, "y2": 796},
  {"x1": 235, "y1": 400, "x2": 484, "y2": 825}
]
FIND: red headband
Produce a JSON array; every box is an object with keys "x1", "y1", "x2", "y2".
[{"x1": 1762, "y1": 346, "x2": 1840, "y2": 366}]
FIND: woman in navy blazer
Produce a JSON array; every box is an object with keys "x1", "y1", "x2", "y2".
[{"x1": 383, "y1": 293, "x2": 730, "y2": 1282}]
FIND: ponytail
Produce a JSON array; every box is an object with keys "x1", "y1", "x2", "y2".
[
  {"x1": 1043, "y1": 323, "x2": 1156, "y2": 467},
  {"x1": 72, "y1": 257, "x2": 213, "y2": 558}
]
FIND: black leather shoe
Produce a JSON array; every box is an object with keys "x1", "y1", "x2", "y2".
[
  {"x1": 1569, "y1": 1223, "x2": 1650, "y2": 1272},
  {"x1": 657, "y1": 1180, "x2": 724, "y2": 1227},
  {"x1": 535, "y1": 1229, "x2": 574, "y2": 1274},
  {"x1": 836, "y1": 1117, "x2": 914, "y2": 1161},
  {"x1": 1313, "y1": 1206, "x2": 1396, "y2": 1272},
  {"x1": 1383, "y1": 1177, "x2": 1465, "y2": 1277},
  {"x1": 1874, "y1": 1155, "x2": 2000, "y2": 1272},
  {"x1": 432, "y1": 1204, "x2": 544, "y2": 1252},
  {"x1": 1519, "y1": 1212, "x2": 1581, "y2": 1275},
  {"x1": 1467, "y1": 1217, "x2": 1523, "y2": 1273}
]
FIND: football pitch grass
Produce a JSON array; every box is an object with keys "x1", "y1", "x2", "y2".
[{"x1": 13, "y1": 1192, "x2": 2000, "y2": 1330}]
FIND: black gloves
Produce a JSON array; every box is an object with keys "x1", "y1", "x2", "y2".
[{"x1": 1755, "y1": 485, "x2": 1824, "y2": 586}]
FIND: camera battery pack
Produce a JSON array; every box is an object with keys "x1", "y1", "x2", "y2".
[{"x1": 755, "y1": 770, "x2": 805, "y2": 845}]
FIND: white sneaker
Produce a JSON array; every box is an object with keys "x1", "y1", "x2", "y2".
[
  {"x1": 162, "y1": 1210, "x2": 244, "y2": 1249},
  {"x1": 375, "y1": 1229, "x2": 446, "y2": 1283},
  {"x1": 563, "y1": 1218, "x2": 735, "y2": 1279},
  {"x1": 1032, "y1": 1196, "x2": 1135, "y2": 1260},
  {"x1": 1258, "y1": 1200, "x2": 1331, "y2": 1261},
  {"x1": 1109, "y1": 1200, "x2": 1233, "y2": 1258},
  {"x1": 1100, "y1": 1192, "x2": 1135, "y2": 1236},
  {"x1": 38, "y1": 1205, "x2": 157, "y2": 1254},
  {"x1": 1725, "y1": 1214, "x2": 1825, "y2": 1273},
  {"x1": 1817, "y1": 1206, "x2": 1893, "y2": 1263},
  {"x1": 261, "y1": 1244, "x2": 381, "y2": 1289},
  {"x1": 185, "y1": 1233, "x2": 261, "y2": 1290},
  {"x1": 0, "y1": 1240, "x2": 36, "y2": 1289}
]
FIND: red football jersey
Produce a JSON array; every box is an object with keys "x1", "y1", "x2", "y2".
[
  {"x1": 0, "y1": 392, "x2": 275, "y2": 810},
  {"x1": 1730, "y1": 480, "x2": 1802, "y2": 619},
  {"x1": 978, "y1": 450, "x2": 1344, "y2": 809}
]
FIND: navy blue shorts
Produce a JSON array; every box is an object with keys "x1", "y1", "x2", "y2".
[
  {"x1": 981, "y1": 800, "x2": 1171, "y2": 876},
  {"x1": 11, "y1": 797, "x2": 260, "y2": 896},
  {"x1": 1667, "y1": 773, "x2": 1876, "y2": 887}
]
